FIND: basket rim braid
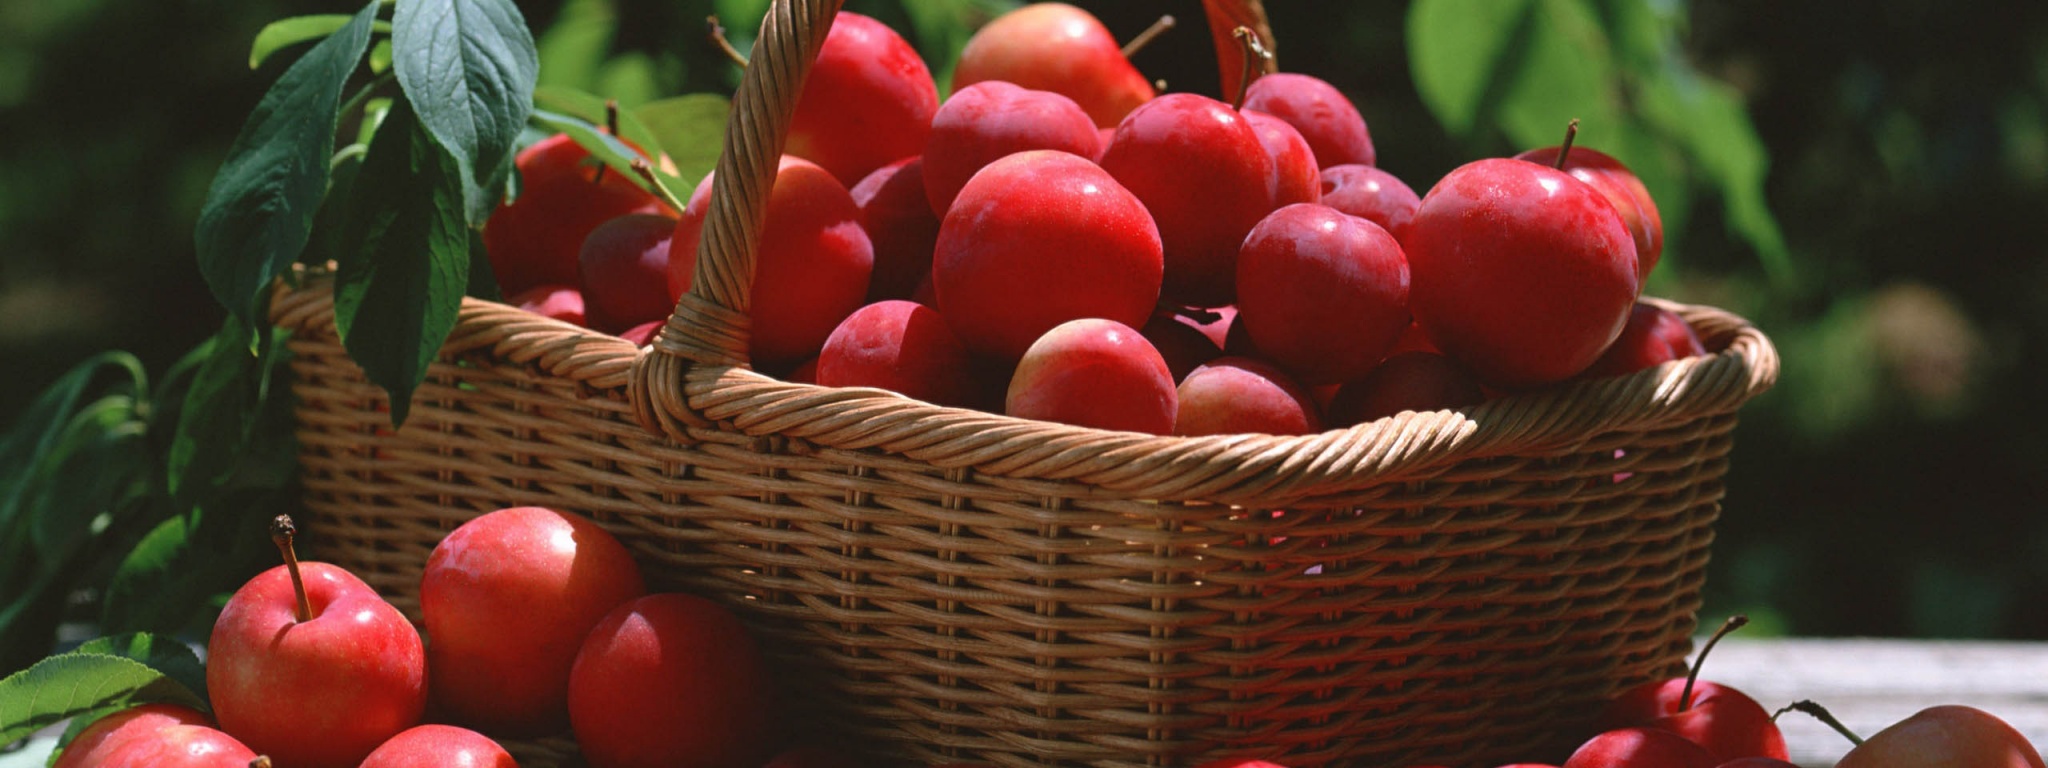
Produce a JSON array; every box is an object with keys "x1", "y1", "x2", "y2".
[{"x1": 269, "y1": 0, "x2": 1782, "y2": 764}]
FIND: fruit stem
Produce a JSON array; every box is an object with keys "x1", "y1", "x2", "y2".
[
  {"x1": 1678, "y1": 614, "x2": 1747, "y2": 713},
  {"x1": 250, "y1": 758, "x2": 273, "y2": 768},
  {"x1": 1554, "y1": 118, "x2": 1580, "y2": 170},
  {"x1": 707, "y1": 16, "x2": 750, "y2": 68},
  {"x1": 1121, "y1": 14, "x2": 1176, "y2": 58},
  {"x1": 592, "y1": 99, "x2": 622, "y2": 185},
  {"x1": 1775, "y1": 700, "x2": 1865, "y2": 746},
  {"x1": 1230, "y1": 26, "x2": 1273, "y2": 111},
  {"x1": 631, "y1": 158, "x2": 689, "y2": 214},
  {"x1": 270, "y1": 515, "x2": 312, "y2": 624}
]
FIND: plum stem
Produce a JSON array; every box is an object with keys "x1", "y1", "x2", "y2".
[
  {"x1": 270, "y1": 515, "x2": 311, "y2": 623},
  {"x1": 1678, "y1": 614, "x2": 1747, "y2": 713},
  {"x1": 1554, "y1": 118, "x2": 1580, "y2": 170},
  {"x1": 592, "y1": 99, "x2": 622, "y2": 185},
  {"x1": 1230, "y1": 26, "x2": 1272, "y2": 111},
  {"x1": 1775, "y1": 700, "x2": 1865, "y2": 746},
  {"x1": 630, "y1": 158, "x2": 688, "y2": 214},
  {"x1": 1121, "y1": 14, "x2": 1176, "y2": 58},
  {"x1": 707, "y1": 16, "x2": 750, "y2": 68},
  {"x1": 250, "y1": 758, "x2": 274, "y2": 768}
]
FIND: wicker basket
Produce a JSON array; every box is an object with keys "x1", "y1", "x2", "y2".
[{"x1": 269, "y1": 0, "x2": 1780, "y2": 765}]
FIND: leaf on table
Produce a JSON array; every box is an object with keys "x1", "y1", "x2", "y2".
[
  {"x1": 392, "y1": 0, "x2": 539, "y2": 226},
  {"x1": 196, "y1": 0, "x2": 379, "y2": 332},
  {"x1": 332, "y1": 99, "x2": 471, "y2": 428}
]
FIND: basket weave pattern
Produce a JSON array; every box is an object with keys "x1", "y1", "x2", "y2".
[{"x1": 270, "y1": 0, "x2": 1780, "y2": 765}]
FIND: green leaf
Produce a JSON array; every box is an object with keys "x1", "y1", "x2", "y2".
[
  {"x1": 1406, "y1": 0, "x2": 1534, "y2": 137},
  {"x1": 195, "y1": 1, "x2": 379, "y2": 331},
  {"x1": 332, "y1": 99, "x2": 470, "y2": 427},
  {"x1": 24, "y1": 394, "x2": 149, "y2": 563},
  {"x1": 634, "y1": 94, "x2": 730, "y2": 189},
  {"x1": 249, "y1": 14, "x2": 394, "y2": 70},
  {"x1": 1639, "y1": 66, "x2": 1795, "y2": 284},
  {"x1": 0, "y1": 354, "x2": 145, "y2": 539},
  {"x1": 531, "y1": 86, "x2": 665, "y2": 166},
  {"x1": 528, "y1": 108, "x2": 677, "y2": 197},
  {"x1": 0, "y1": 653, "x2": 206, "y2": 744},
  {"x1": 392, "y1": 0, "x2": 539, "y2": 226},
  {"x1": 369, "y1": 39, "x2": 394, "y2": 75},
  {"x1": 165, "y1": 321, "x2": 256, "y2": 501},
  {"x1": 71, "y1": 634, "x2": 208, "y2": 708},
  {"x1": 467, "y1": 227, "x2": 502, "y2": 302},
  {"x1": 534, "y1": 0, "x2": 616, "y2": 93},
  {"x1": 1493, "y1": 0, "x2": 1622, "y2": 152},
  {"x1": 100, "y1": 497, "x2": 281, "y2": 641}
]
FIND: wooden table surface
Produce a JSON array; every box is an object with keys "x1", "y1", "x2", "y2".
[{"x1": 3, "y1": 637, "x2": 2043, "y2": 767}]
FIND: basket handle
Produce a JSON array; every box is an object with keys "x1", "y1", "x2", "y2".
[{"x1": 632, "y1": 0, "x2": 1273, "y2": 432}]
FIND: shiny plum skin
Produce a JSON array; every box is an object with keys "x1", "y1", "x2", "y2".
[
  {"x1": 1236, "y1": 203, "x2": 1410, "y2": 385},
  {"x1": 1100, "y1": 93, "x2": 1278, "y2": 307},
  {"x1": 1241, "y1": 73, "x2": 1376, "y2": 168},
  {"x1": 1513, "y1": 145, "x2": 1663, "y2": 280},
  {"x1": 953, "y1": 3, "x2": 1154, "y2": 129},
  {"x1": 1402, "y1": 158, "x2": 1639, "y2": 389},
  {"x1": 922, "y1": 81, "x2": 1100, "y2": 217},
  {"x1": 1579, "y1": 303, "x2": 1708, "y2": 380},
  {"x1": 934, "y1": 150, "x2": 1161, "y2": 362},
  {"x1": 818, "y1": 300, "x2": 979, "y2": 407},
  {"x1": 483, "y1": 133, "x2": 665, "y2": 294},
  {"x1": 1174, "y1": 356, "x2": 1322, "y2": 436},
  {"x1": 1006, "y1": 318, "x2": 1177, "y2": 435},
  {"x1": 1245, "y1": 110, "x2": 1322, "y2": 207},
  {"x1": 1320, "y1": 164, "x2": 1420, "y2": 240},
  {"x1": 849, "y1": 157, "x2": 941, "y2": 303},
  {"x1": 785, "y1": 12, "x2": 938, "y2": 187},
  {"x1": 578, "y1": 213, "x2": 676, "y2": 333},
  {"x1": 667, "y1": 156, "x2": 874, "y2": 370}
]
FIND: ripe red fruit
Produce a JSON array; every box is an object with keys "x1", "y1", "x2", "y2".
[
  {"x1": 1325, "y1": 352, "x2": 1485, "y2": 427},
  {"x1": 483, "y1": 133, "x2": 665, "y2": 294},
  {"x1": 358, "y1": 725, "x2": 517, "y2": 768},
  {"x1": 1716, "y1": 760, "x2": 1800, "y2": 768},
  {"x1": 849, "y1": 157, "x2": 940, "y2": 303},
  {"x1": 1403, "y1": 158, "x2": 1639, "y2": 389},
  {"x1": 1244, "y1": 110, "x2": 1321, "y2": 207},
  {"x1": 668, "y1": 156, "x2": 874, "y2": 370},
  {"x1": 568, "y1": 593, "x2": 773, "y2": 768},
  {"x1": 1598, "y1": 617, "x2": 1787, "y2": 763},
  {"x1": 1580, "y1": 303, "x2": 1707, "y2": 380},
  {"x1": 1240, "y1": 73, "x2": 1376, "y2": 168},
  {"x1": 578, "y1": 213, "x2": 677, "y2": 333},
  {"x1": 954, "y1": 3, "x2": 1156, "y2": 129},
  {"x1": 1236, "y1": 203, "x2": 1410, "y2": 385},
  {"x1": 91, "y1": 724, "x2": 258, "y2": 768},
  {"x1": 53, "y1": 704, "x2": 211, "y2": 768},
  {"x1": 1837, "y1": 705, "x2": 2046, "y2": 768},
  {"x1": 1100, "y1": 93, "x2": 1277, "y2": 307},
  {"x1": 817, "y1": 300, "x2": 979, "y2": 407},
  {"x1": 207, "y1": 518, "x2": 426, "y2": 768},
  {"x1": 1319, "y1": 164, "x2": 1420, "y2": 240},
  {"x1": 1513, "y1": 145, "x2": 1663, "y2": 280},
  {"x1": 933, "y1": 150, "x2": 1162, "y2": 361},
  {"x1": 421, "y1": 506, "x2": 647, "y2": 737},
  {"x1": 1006, "y1": 318, "x2": 1177, "y2": 435},
  {"x1": 510, "y1": 284, "x2": 586, "y2": 327},
  {"x1": 921, "y1": 81, "x2": 1100, "y2": 217},
  {"x1": 1563, "y1": 727, "x2": 1719, "y2": 768},
  {"x1": 785, "y1": 12, "x2": 938, "y2": 187},
  {"x1": 1174, "y1": 357, "x2": 1321, "y2": 436}
]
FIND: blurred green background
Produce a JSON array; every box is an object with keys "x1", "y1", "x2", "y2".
[{"x1": 2, "y1": 0, "x2": 2045, "y2": 640}]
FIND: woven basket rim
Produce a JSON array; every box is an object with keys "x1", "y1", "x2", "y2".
[{"x1": 270, "y1": 272, "x2": 1777, "y2": 506}]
